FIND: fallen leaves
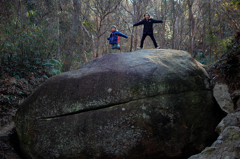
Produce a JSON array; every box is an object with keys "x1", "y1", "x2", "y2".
[{"x1": 0, "y1": 70, "x2": 49, "y2": 127}]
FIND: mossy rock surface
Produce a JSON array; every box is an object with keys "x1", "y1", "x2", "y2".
[{"x1": 15, "y1": 49, "x2": 224, "y2": 159}]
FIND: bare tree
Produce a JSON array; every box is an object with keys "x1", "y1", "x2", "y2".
[{"x1": 62, "y1": 0, "x2": 80, "y2": 71}]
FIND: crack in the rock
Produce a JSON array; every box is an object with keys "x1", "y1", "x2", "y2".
[
  {"x1": 39, "y1": 89, "x2": 211, "y2": 120},
  {"x1": 39, "y1": 99, "x2": 140, "y2": 120}
]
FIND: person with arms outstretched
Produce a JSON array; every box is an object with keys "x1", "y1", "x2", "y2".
[
  {"x1": 133, "y1": 13, "x2": 166, "y2": 49},
  {"x1": 107, "y1": 25, "x2": 128, "y2": 50}
]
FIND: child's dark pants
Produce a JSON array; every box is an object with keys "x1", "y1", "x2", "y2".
[{"x1": 140, "y1": 33, "x2": 158, "y2": 48}]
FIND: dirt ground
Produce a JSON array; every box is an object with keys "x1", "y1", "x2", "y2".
[{"x1": 0, "y1": 70, "x2": 50, "y2": 159}]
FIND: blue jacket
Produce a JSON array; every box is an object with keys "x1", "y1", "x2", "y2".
[
  {"x1": 107, "y1": 30, "x2": 128, "y2": 44},
  {"x1": 133, "y1": 18, "x2": 163, "y2": 34}
]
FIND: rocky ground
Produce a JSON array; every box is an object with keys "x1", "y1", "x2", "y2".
[
  {"x1": 188, "y1": 72, "x2": 240, "y2": 158},
  {"x1": 189, "y1": 83, "x2": 240, "y2": 159},
  {"x1": 189, "y1": 33, "x2": 240, "y2": 158}
]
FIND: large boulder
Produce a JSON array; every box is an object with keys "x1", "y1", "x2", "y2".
[{"x1": 15, "y1": 49, "x2": 224, "y2": 159}]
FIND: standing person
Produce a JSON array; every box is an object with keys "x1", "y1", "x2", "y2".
[
  {"x1": 133, "y1": 13, "x2": 166, "y2": 49},
  {"x1": 107, "y1": 25, "x2": 128, "y2": 50}
]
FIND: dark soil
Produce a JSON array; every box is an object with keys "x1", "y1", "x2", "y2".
[
  {"x1": 0, "y1": 62, "x2": 51, "y2": 159},
  {"x1": 0, "y1": 128, "x2": 24, "y2": 159}
]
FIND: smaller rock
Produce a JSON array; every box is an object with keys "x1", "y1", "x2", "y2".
[
  {"x1": 108, "y1": 88, "x2": 112, "y2": 93},
  {"x1": 216, "y1": 112, "x2": 240, "y2": 134},
  {"x1": 232, "y1": 90, "x2": 240, "y2": 97},
  {"x1": 213, "y1": 83, "x2": 234, "y2": 113},
  {"x1": 217, "y1": 140, "x2": 222, "y2": 144},
  {"x1": 189, "y1": 126, "x2": 240, "y2": 159},
  {"x1": 217, "y1": 136, "x2": 223, "y2": 140},
  {"x1": 232, "y1": 90, "x2": 240, "y2": 110},
  {"x1": 237, "y1": 98, "x2": 240, "y2": 109}
]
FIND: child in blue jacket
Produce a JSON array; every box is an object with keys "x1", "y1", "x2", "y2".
[{"x1": 107, "y1": 25, "x2": 128, "y2": 50}]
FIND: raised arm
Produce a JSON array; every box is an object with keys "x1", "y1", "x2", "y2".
[
  {"x1": 107, "y1": 33, "x2": 112, "y2": 40},
  {"x1": 116, "y1": 31, "x2": 128, "y2": 38},
  {"x1": 152, "y1": 19, "x2": 163, "y2": 23},
  {"x1": 133, "y1": 20, "x2": 144, "y2": 27}
]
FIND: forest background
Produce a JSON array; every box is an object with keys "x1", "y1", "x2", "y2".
[{"x1": 1, "y1": 0, "x2": 239, "y2": 73}]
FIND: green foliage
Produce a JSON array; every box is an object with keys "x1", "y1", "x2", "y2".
[
  {"x1": 0, "y1": 13, "x2": 61, "y2": 79},
  {"x1": 47, "y1": 59, "x2": 62, "y2": 76},
  {"x1": 0, "y1": 54, "x2": 62, "y2": 79},
  {"x1": 195, "y1": 50, "x2": 215, "y2": 65},
  {"x1": 217, "y1": 38, "x2": 232, "y2": 55},
  {"x1": 205, "y1": 32, "x2": 216, "y2": 43},
  {"x1": 27, "y1": 1, "x2": 36, "y2": 10},
  {"x1": 212, "y1": 32, "x2": 240, "y2": 90},
  {"x1": 230, "y1": 0, "x2": 240, "y2": 6}
]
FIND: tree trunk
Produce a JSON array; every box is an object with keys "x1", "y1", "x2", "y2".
[
  {"x1": 80, "y1": 19, "x2": 96, "y2": 59},
  {"x1": 133, "y1": 2, "x2": 138, "y2": 50},
  {"x1": 191, "y1": 0, "x2": 200, "y2": 57},
  {"x1": 162, "y1": 0, "x2": 167, "y2": 48},
  {"x1": 154, "y1": 0, "x2": 161, "y2": 47},
  {"x1": 159, "y1": 0, "x2": 163, "y2": 48},
  {"x1": 175, "y1": 17, "x2": 180, "y2": 50},
  {"x1": 96, "y1": 16, "x2": 99, "y2": 58},
  {"x1": 207, "y1": 2, "x2": 212, "y2": 63},
  {"x1": 19, "y1": 0, "x2": 23, "y2": 59},
  {"x1": 79, "y1": 0, "x2": 87, "y2": 62},
  {"x1": 187, "y1": 0, "x2": 193, "y2": 55},
  {"x1": 202, "y1": 24, "x2": 206, "y2": 57},
  {"x1": 179, "y1": 14, "x2": 184, "y2": 50},
  {"x1": 82, "y1": 33, "x2": 88, "y2": 62},
  {"x1": 171, "y1": 0, "x2": 175, "y2": 49},
  {"x1": 62, "y1": 0, "x2": 80, "y2": 72},
  {"x1": 55, "y1": 0, "x2": 60, "y2": 58}
]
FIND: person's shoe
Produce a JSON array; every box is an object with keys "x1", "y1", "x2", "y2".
[
  {"x1": 137, "y1": 47, "x2": 142, "y2": 50},
  {"x1": 156, "y1": 46, "x2": 161, "y2": 49}
]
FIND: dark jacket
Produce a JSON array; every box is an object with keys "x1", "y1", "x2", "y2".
[
  {"x1": 133, "y1": 18, "x2": 163, "y2": 34},
  {"x1": 107, "y1": 30, "x2": 128, "y2": 44}
]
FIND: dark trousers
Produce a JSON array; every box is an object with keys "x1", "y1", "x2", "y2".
[{"x1": 140, "y1": 33, "x2": 158, "y2": 48}]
